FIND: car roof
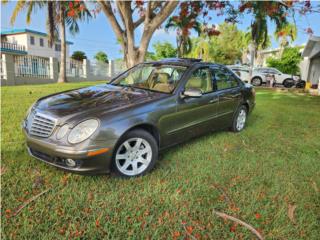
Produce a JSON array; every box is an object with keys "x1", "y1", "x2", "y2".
[{"x1": 145, "y1": 58, "x2": 223, "y2": 68}]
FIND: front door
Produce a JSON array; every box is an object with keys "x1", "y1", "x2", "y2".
[{"x1": 168, "y1": 67, "x2": 219, "y2": 142}]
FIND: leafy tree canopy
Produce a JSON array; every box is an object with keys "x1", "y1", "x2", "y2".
[
  {"x1": 71, "y1": 51, "x2": 87, "y2": 61},
  {"x1": 94, "y1": 51, "x2": 109, "y2": 63},
  {"x1": 187, "y1": 22, "x2": 246, "y2": 65},
  {"x1": 149, "y1": 41, "x2": 177, "y2": 60},
  {"x1": 266, "y1": 47, "x2": 302, "y2": 75}
]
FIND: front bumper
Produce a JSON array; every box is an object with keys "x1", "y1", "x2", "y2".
[{"x1": 23, "y1": 128, "x2": 114, "y2": 175}]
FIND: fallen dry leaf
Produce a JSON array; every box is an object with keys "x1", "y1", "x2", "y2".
[
  {"x1": 288, "y1": 203, "x2": 297, "y2": 224},
  {"x1": 0, "y1": 166, "x2": 7, "y2": 175},
  {"x1": 87, "y1": 192, "x2": 94, "y2": 201},
  {"x1": 311, "y1": 181, "x2": 319, "y2": 193}
]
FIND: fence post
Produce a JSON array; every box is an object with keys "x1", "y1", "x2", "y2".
[
  {"x1": 49, "y1": 57, "x2": 58, "y2": 82},
  {"x1": 2, "y1": 54, "x2": 15, "y2": 85},
  {"x1": 83, "y1": 59, "x2": 90, "y2": 79},
  {"x1": 108, "y1": 60, "x2": 114, "y2": 78}
]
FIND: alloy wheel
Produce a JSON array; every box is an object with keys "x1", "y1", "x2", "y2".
[
  {"x1": 236, "y1": 109, "x2": 246, "y2": 131},
  {"x1": 252, "y1": 78, "x2": 261, "y2": 86},
  {"x1": 115, "y1": 137, "x2": 152, "y2": 176}
]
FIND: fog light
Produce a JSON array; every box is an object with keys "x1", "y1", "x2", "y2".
[{"x1": 65, "y1": 158, "x2": 76, "y2": 167}]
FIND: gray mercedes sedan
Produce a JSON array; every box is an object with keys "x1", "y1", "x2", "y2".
[{"x1": 23, "y1": 58, "x2": 255, "y2": 177}]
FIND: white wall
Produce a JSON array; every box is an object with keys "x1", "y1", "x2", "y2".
[
  {"x1": 300, "y1": 57, "x2": 310, "y2": 81},
  {"x1": 5, "y1": 34, "x2": 28, "y2": 47},
  {"x1": 4, "y1": 33, "x2": 70, "y2": 59}
]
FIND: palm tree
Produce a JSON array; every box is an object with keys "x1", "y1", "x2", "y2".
[
  {"x1": 243, "y1": 1, "x2": 289, "y2": 74},
  {"x1": 165, "y1": 17, "x2": 201, "y2": 57},
  {"x1": 274, "y1": 23, "x2": 297, "y2": 56},
  {"x1": 6, "y1": 0, "x2": 91, "y2": 83}
]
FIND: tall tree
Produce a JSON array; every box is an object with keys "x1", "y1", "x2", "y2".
[
  {"x1": 97, "y1": 1, "x2": 179, "y2": 68},
  {"x1": 71, "y1": 51, "x2": 87, "y2": 61},
  {"x1": 187, "y1": 23, "x2": 247, "y2": 64},
  {"x1": 50, "y1": 1, "x2": 91, "y2": 83},
  {"x1": 94, "y1": 51, "x2": 109, "y2": 63},
  {"x1": 165, "y1": 2, "x2": 202, "y2": 57},
  {"x1": 238, "y1": 1, "x2": 290, "y2": 71},
  {"x1": 274, "y1": 23, "x2": 297, "y2": 56}
]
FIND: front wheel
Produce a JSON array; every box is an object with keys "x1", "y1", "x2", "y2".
[
  {"x1": 231, "y1": 105, "x2": 247, "y2": 132},
  {"x1": 251, "y1": 77, "x2": 262, "y2": 86},
  {"x1": 112, "y1": 129, "x2": 158, "y2": 177}
]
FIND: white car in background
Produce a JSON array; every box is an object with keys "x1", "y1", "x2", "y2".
[
  {"x1": 251, "y1": 67, "x2": 299, "y2": 88},
  {"x1": 227, "y1": 65, "x2": 251, "y2": 83}
]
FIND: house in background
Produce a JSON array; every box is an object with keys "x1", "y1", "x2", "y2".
[
  {"x1": 0, "y1": 28, "x2": 117, "y2": 85},
  {"x1": 255, "y1": 48, "x2": 281, "y2": 67},
  {"x1": 1, "y1": 28, "x2": 72, "y2": 58},
  {"x1": 301, "y1": 36, "x2": 320, "y2": 88}
]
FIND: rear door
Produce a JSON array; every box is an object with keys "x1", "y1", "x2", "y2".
[{"x1": 212, "y1": 67, "x2": 242, "y2": 128}]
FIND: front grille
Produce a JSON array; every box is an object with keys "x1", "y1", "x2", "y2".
[{"x1": 28, "y1": 112, "x2": 57, "y2": 137}]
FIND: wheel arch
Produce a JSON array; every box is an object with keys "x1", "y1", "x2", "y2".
[
  {"x1": 251, "y1": 75, "x2": 262, "y2": 81},
  {"x1": 242, "y1": 101, "x2": 250, "y2": 112},
  {"x1": 118, "y1": 123, "x2": 160, "y2": 148}
]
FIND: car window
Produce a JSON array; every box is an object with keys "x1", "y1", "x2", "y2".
[
  {"x1": 185, "y1": 67, "x2": 213, "y2": 93},
  {"x1": 256, "y1": 68, "x2": 268, "y2": 73},
  {"x1": 269, "y1": 69, "x2": 280, "y2": 74},
  {"x1": 113, "y1": 64, "x2": 186, "y2": 93},
  {"x1": 213, "y1": 68, "x2": 239, "y2": 90},
  {"x1": 229, "y1": 74, "x2": 239, "y2": 87}
]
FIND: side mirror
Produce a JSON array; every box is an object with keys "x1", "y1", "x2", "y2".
[{"x1": 182, "y1": 88, "x2": 202, "y2": 98}]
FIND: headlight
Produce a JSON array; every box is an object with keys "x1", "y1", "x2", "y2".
[
  {"x1": 56, "y1": 124, "x2": 69, "y2": 140},
  {"x1": 68, "y1": 119, "x2": 99, "y2": 144}
]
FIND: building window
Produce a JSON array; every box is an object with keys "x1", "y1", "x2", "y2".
[
  {"x1": 30, "y1": 36, "x2": 35, "y2": 45},
  {"x1": 55, "y1": 44, "x2": 61, "y2": 51},
  {"x1": 40, "y1": 38, "x2": 44, "y2": 47}
]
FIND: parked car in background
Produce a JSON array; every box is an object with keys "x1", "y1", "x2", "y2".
[
  {"x1": 251, "y1": 67, "x2": 300, "y2": 88},
  {"x1": 228, "y1": 65, "x2": 250, "y2": 83},
  {"x1": 23, "y1": 58, "x2": 256, "y2": 177}
]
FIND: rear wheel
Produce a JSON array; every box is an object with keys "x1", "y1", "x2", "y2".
[
  {"x1": 251, "y1": 77, "x2": 262, "y2": 86},
  {"x1": 112, "y1": 129, "x2": 158, "y2": 177},
  {"x1": 283, "y1": 79, "x2": 295, "y2": 88},
  {"x1": 231, "y1": 105, "x2": 247, "y2": 132}
]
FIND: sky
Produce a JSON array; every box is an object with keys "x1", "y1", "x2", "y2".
[{"x1": 1, "y1": 1, "x2": 320, "y2": 60}]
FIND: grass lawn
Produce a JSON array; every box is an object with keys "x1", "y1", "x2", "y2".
[{"x1": 1, "y1": 82, "x2": 320, "y2": 239}]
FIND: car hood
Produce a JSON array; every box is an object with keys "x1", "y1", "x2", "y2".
[{"x1": 36, "y1": 84, "x2": 167, "y2": 117}]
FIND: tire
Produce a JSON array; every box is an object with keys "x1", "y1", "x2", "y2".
[
  {"x1": 112, "y1": 129, "x2": 158, "y2": 177},
  {"x1": 296, "y1": 80, "x2": 306, "y2": 89},
  {"x1": 283, "y1": 79, "x2": 294, "y2": 88},
  {"x1": 231, "y1": 105, "x2": 248, "y2": 132},
  {"x1": 251, "y1": 77, "x2": 262, "y2": 86}
]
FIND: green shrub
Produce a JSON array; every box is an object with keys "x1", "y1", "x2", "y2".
[{"x1": 266, "y1": 47, "x2": 302, "y2": 75}]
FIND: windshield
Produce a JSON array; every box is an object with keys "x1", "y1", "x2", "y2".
[{"x1": 111, "y1": 64, "x2": 187, "y2": 93}]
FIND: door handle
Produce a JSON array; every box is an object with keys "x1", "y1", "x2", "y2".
[{"x1": 209, "y1": 98, "x2": 218, "y2": 103}]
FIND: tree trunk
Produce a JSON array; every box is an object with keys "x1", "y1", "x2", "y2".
[
  {"x1": 58, "y1": 4, "x2": 67, "y2": 83},
  {"x1": 98, "y1": 1, "x2": 179, "y2": 69},
  {"x1": 124, "y1": 49, "x2": 139, "y2": 68},
  {"x1": 249, "y1": 42, "x2": 257, "y2": 79}
]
